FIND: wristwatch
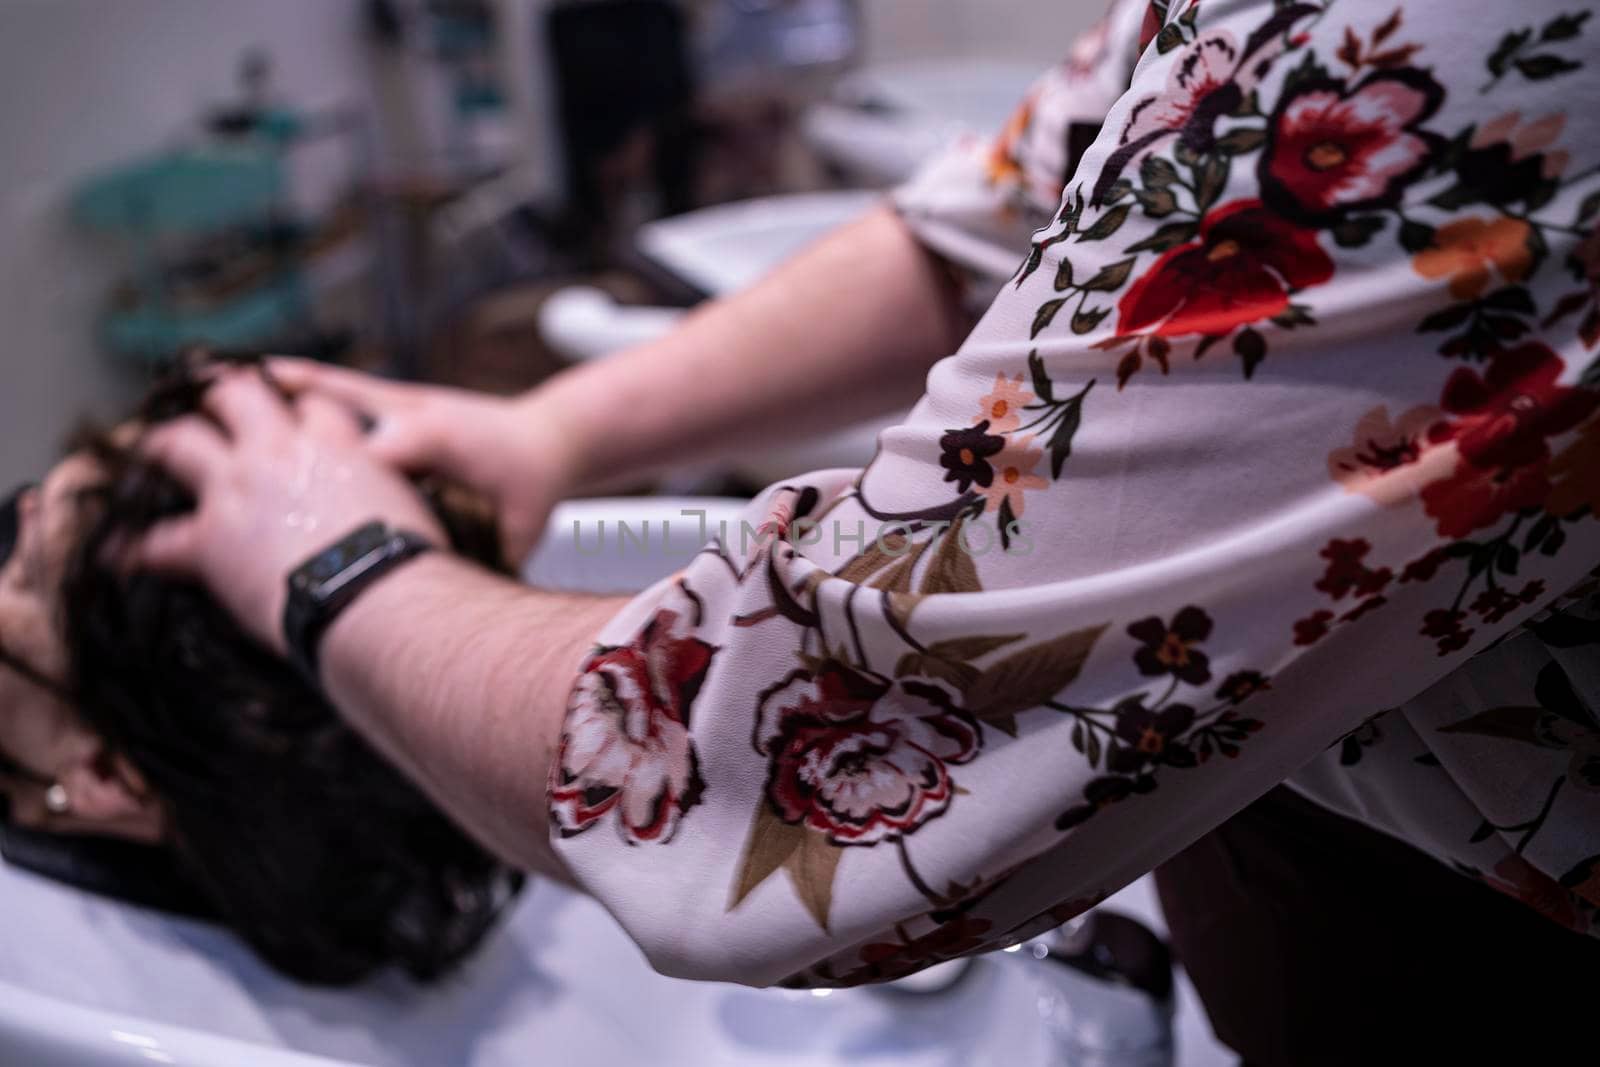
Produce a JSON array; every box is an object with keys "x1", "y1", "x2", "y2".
[{"x1": 283, "y1": 521, "x2": 434, "y2": 688}]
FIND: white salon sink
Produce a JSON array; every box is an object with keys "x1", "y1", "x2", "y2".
[
  {"x1": 522, "y1": 497, "x2": 749, "y2": 593},
  {"x1": 540, "y1": 191, "x2": 900, "y2": 484},
  {"x1": 802, "y1": 61, "x2": 1041, "y2": 184},
  {"x1": 633, "y1": 190, "x2": 881, "y2": 300}
]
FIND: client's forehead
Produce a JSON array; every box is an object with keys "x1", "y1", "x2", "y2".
[
  {"x1": 0, "y1": 456, "x2": 101, "y2": 749},
  {"x1": 0, "y1": 484, "x2": 24, "y2": 573},
  {"x1": 0, "y1": 454, "x2": 105, "y2": 659}
]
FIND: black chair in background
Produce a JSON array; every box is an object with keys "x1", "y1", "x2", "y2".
[{"x1": 545, "y1": 0, "x2": 700, "y2": 240}]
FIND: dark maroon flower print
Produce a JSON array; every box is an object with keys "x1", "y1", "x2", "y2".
[
  {"x1": 1127, "y1": 607, "x2": 1214, "y2": 685},
  {"x1": 1314, "y1": 538, "x2": 1393, "y2": 600},
  {"x1": 1216, "y1": 670, "x2": 1272, "y2": 705},
  {"x1": 1293, "y1": 610, "x2": 1336, "y2": 646},
  {"x1": 1116, "y1": 200, "x2": 1334, "y2": 340},
  {"x1": 1442, "y1": 111, "x2": 1570, "y2": 210},
  {"x1": 939, "y1": 422, "x2": 1006, "y2": 492},
  {"x1": 1110, "y1": 700, "x2": 1197, "y2": 770},
  {"x1": 1421, "y1": 608, "x2": 1474, "y2": 655},
  {"x1": 1400, "y1": 546, "x2": 1452, "y2": 584},
  {"x1": 1339, "y1": 596, "x2": 1388, "y2": 624},
  {"x1": 755, "y1": 662, "x2": 980, "y2": 846},
  {"x1": 550, "y1": 610, "x2": 713, "y2": 844}
]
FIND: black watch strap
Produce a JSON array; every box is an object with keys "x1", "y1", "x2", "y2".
[{"x1": 283, "y1": 521, "x2": 433, "y2": 688}]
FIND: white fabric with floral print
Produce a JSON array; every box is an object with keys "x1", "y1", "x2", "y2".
[{"x1": 549, "y1": 0, "x2": 1600, "y2": 988}]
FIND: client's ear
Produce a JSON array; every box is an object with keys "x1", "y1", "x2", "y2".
[{"x1": 55, "y1": 748, "x2": 166, "y2": 843}]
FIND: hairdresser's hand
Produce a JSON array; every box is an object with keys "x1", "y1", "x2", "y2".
[
  {"x1": 268, "y1": 359, "x2": 575, "y2": 564},
  {"x1": 129, "y1": 370, "x2": 447, "y2": 656}
]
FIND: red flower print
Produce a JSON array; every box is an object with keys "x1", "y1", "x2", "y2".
[
  {"x1": 1421, "y1": 344, "x2": 1599, "y2": 537},
  {"x1": 1260, "y1": 70, "x2": 1442, "y2": 225},
  {"x1": 550, "y1": 610, "x2": 713, "y2": 845},
  {"x1": 755, "y1": 662, "x2": 980, "y2": 846},
  {"x1": 1547, "y1": 414, "x2": 1600, "y2": 518},
  {"x1": 832, "y1": 915, "x2": 996, "y2": 986},
  {"x1": 1127, "y1": 607, "x2": 1213, "y2": 685},
  {"x1": 1137, "y1": 2, "x2": 1165, "y2": 55},
  {"x1": 1485, "y1": 855, "x2": 1582, "y2": 932},
  {"x1": 1430, "y1": 344, "x2": 1598, "y2": 470},
  {"x1": 1421, "y1": 456, "x2": 1550, "y2": 539},
  {"x1": 1115, "y1": 200, "x2": 1334, "y2": 340}
]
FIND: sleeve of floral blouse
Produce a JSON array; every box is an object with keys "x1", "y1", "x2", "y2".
[
  {"x1": 892, "y1": 0, "x2": 1153, "y2": 308},
  {"x1": 549, "y1": 0, "x2": 1600, "y2": 987}
]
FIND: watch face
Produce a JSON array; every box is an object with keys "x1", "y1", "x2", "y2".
[{"x1": 294, "y1": 523, "x2": 388, "y2": 595}]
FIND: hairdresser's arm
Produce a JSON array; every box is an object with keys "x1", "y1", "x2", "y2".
[
  {"x1": 532, "y1": 203, "x2": 967, "y2": 478},
  {"x1": 272, "y1": 204, "x2": 967, "y2": 560},
  {"x1": 317, "y1": 553, "x2": 620, "y2": 878}
]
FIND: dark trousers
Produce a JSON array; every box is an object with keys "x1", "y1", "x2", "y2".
[{"x1": 1153, "y1": 786, "x2": 1599, "y2": 1065}]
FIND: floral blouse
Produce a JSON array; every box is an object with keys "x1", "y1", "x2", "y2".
[{"x1": 549, "y1": 0, "x2": 1600, "y2": 987}]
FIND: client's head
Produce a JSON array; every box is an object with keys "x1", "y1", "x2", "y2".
[{"x1": 0, "y1": 356, "x2": 518, "y2": 985}]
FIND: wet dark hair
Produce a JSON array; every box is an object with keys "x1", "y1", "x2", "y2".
[{"x1": 55, "y1": 354, "x2": 520, "y2": 985}]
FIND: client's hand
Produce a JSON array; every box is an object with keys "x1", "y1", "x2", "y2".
[
  {"x1": 269, "y1": 358, "x2": 574, "y2": 564},
  {"x1": 129, "y1": 369, "x2": 447, "y2": 656}
]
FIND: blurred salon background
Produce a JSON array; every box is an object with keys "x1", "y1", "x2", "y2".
[{"x1": 0, "y1": 0, "x2": 1089, "y2": 492}]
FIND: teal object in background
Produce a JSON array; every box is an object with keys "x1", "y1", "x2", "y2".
[
  {"x1": 72, "y1": 148, "x2": 282, "y2": 236},
  {"x1": 100, "y1": 278, "x2": 307, "y2": 364},
  {"x1": 72, "y1": 148, "x2": 307, "y2": 361}
]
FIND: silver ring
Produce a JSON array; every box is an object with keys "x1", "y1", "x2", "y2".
[{"x1": 43, "y1": 783, "x2": 70, "y2": 815}]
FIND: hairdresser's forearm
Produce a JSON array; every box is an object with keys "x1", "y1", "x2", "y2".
[
  {"x1": 319, "y1": 552, "x2": 621, "y2": 878},
  {"x1": 529, "y1": 203, "x2": 967, "y2": 487}
]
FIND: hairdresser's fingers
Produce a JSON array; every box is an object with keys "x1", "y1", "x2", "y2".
[
  {"x1": 268, "y1": 359, "x2": 468, "y2": 477},
  {"x1": 361, "y1": 409, "x2": 454, "y2": 473},
  {"x1": 267, "y1": 357, "x2": 416, "y2": 416},
  {"x1": 295, "y1": 393, "x2": 365, "y2": 446},
  {"x1": 122, "y1": 516, "x2": 204, "y2": 579},
  {"x1": 139, "y1": 417, "x2": 229, "y2": 491},
  {"x1": 203, "y1": 369, "x2": 295, "y2": 442}
]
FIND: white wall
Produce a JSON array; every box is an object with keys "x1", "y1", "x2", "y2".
[
  {"x1": 0, "y1": 0, "x2": 371, "y2": 487},
  {"x1": 861, "y1": 0, "x2": 1102, "y2": 65}
]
